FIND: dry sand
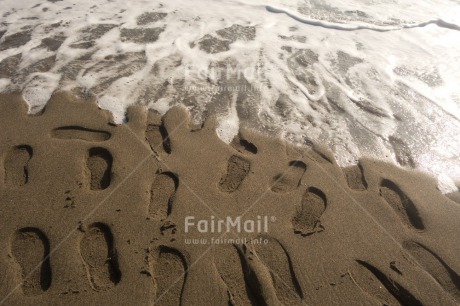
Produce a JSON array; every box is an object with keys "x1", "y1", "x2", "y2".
[{"x1": 0, "y1": 91, "x2": 459, "y2": 305}]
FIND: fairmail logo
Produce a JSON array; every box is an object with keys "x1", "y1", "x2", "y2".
[{"x1": 184, "y1": 215, "x2": 275, "y2": 233}]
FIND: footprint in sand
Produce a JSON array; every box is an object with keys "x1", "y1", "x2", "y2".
[
  {"x1": 214, "y1": 244, "x2": 258, "y2": 305},
  {"x1": 80, "y1": 223, "x2": 121, "y2": 291},
  {"x1": 230, "y1": 134, "x2": 258, "y2": 155},
  {"x1": 4, "y1": 145, "x2": 33, "y2": 186},
  {"x1": 145, "y1": 110, "x2": 171, "y2": 155},
  {"x1": 11, "y1": 228, "x2": 52, "y2": 296},
  {"x1": 343, "y1": 163, "x2": 367, "y2": 190},
  {"x1": 271, "y1": 161, "x2": 307, "y2": 193},
  {"x1": 292, "y1": 187, "x2": 327, "y2": 236},
  {"x1": 86, "y1": 147, "x2": 112, "y2": 190},
  {"x1": 404, "y1": 241, "x2": 460, "y2": 302},
  {"x1": 149, "y1": 246, "x2": 187, "y2": 306},
  {"x1": 149, "y1": 172, "x2": 178, "y2": 220},
  {"x1": 215, "y1": 240, "x2": 303, "y2": 306},
  {"x1": 379, "y1": 179, "x2": 424, "y2": 230},
  {"x1": 219, "y1": 155, "x2": 250, "y2": 193},
  {"x1": 236, "y1": 243, "x2": 282, "y2": 305},
  {"x1": 253, "y1": 236, "x2": 303, "y2": 305},
  {"x1": 52, "y1": 126, "x2": 111, "y2": 142},
  {"x1": 352, "y1": 260, "x2": 422, "y2": 306}
]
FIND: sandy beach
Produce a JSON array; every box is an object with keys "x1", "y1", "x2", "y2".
[{"x1": 0, "y1": 91, "x2": 458, "y2": 305}]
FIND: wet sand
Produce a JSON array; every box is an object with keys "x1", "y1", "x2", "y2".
[{"x1": 0, "y1": 91, "x2": 459, "y2": 305}]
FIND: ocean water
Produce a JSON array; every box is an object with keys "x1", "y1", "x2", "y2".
[{"x1": 0, "y1": 0, "x2": 459, "y2": 192}]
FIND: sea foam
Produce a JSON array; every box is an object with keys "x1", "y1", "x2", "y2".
[{"x1": 0, "y1": 0, "x2": 459, "y2": 192}]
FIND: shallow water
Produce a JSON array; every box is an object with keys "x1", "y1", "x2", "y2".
[{"x1": 0, "y1": 0, "x2": 459, "y2": 192}]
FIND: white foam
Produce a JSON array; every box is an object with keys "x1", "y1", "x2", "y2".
[
  {"x1": 217, "y1": 94, "x2": 240, "y2": 144},
  {"x1": 0, "y1": 79, "x2": 11, "y2": 92},
  {"x1": 22, "y1": 73, "x2": 60, "y2": 113},
  {"x1": 0, "y1": 0, "x2": 459, "y2": 191},
  {"x1": 436, "y1": 173, "x2": 458, "y2": 194}
]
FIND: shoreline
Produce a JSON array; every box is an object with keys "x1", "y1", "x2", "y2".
[{"x1": 0, "y1": 91, "x2": 459, "y2": 305}]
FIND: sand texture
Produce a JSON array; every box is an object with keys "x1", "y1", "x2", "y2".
[{"x1": 0, "y1": 92, "x2": 459, "y2": 305}]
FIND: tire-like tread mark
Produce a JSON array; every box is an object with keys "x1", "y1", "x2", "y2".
[
  {"x1": 380, "y1": 179, "x2": 424, "y2": 230},
  {"x1": 11, "y1": 227, "x2": 52, "y2": 296},
  {"x1": 87, "y1": 147, "x2": 112, "y2": 190},
  {"x1": 150, "y1": 172, "x2": 178, "y2": 220},
  {"x1": 4, "y1": 145, "x2": 33, "y2": 186},
  {"x1": 343, "y1": 164, "x2": 367, "y2": 190},
  {"x1": 271, "y1": 160, "x2": 307, "y2": 193},
  {"x1": 219, "y1": 155, "x2": 250, "y2": 193},
  {"x1": 80, "y1": 223, "x2": 121, "y2": 291},
  {"x1": 292, "y1": 187, "x2": 327, "y2": 236},
  {"x1": 404, "y1": 241, "x2": 460, "y2": 302},
  {"x1": 52, "y1": 126, "x2": 111, "y2": 141},
  {"x1": 151, "y1": 246, "x2": 187, "y2": 306},
  {"x1": 356, "y1": 260, "x2": 422, "y2": 306}
]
